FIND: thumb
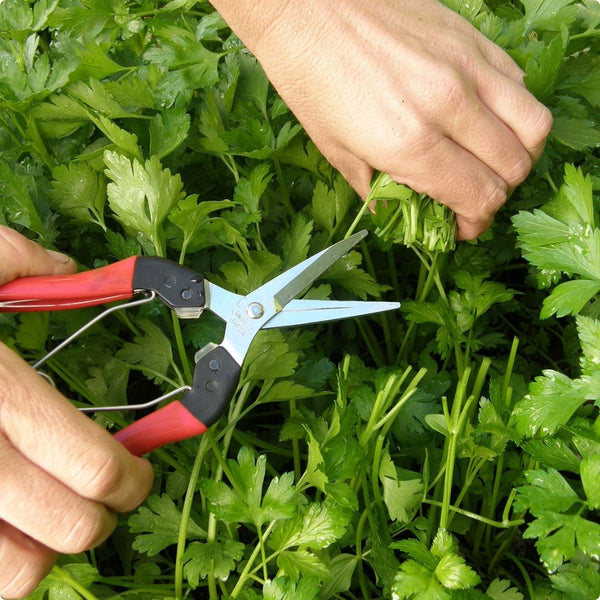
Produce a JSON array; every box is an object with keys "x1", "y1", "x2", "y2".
[{"x1": 0, "y1": 226, "x2": 76, "y2": 285}]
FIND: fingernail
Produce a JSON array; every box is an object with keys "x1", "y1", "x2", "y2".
[{"x1": 46, "y1": 249, "x2": 73, "y2": 264}]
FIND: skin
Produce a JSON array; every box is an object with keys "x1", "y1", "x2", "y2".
[
  {"x1": 0, "y1": 227, "x2": 153, "y2": 599},
  {"x1": 210, "y1": 0, "x2": 553, "y2": 239},
  {"x1": 1, "y1": 1, "x2": 553, "y2": 595}
]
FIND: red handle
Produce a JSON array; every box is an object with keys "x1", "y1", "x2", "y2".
[
  {"x1": 0, "y1": 256, "x2": 138, "y2": 312},
  {"x1": 114, "y1": 400, "x2": 208, "y2": 456}
]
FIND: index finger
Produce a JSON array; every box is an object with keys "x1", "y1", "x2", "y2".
[
  {"x1": 0, "y1": 344, "x2": 153, "y2": 513},
  {"x1": 0, "y1": 226, "x2": 76, "y2": 285}
]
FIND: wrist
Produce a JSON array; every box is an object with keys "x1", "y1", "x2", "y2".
[{"x1": 208, "y1": 0, "x2": 294, "y2": 51}]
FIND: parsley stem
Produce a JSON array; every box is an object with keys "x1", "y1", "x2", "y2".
[
  {"x1": 175, "y1": 434, "x2": 211, "y2": 600},
  {"x1": 345, "y1": 197, "x2": 372, "y2": 239},
  {"x1": 289, "y1": 398, "x2": 302, "y2": 483},
  {"x1": 171, "y1": 312, "x2": 193, "y2": 384},
  {"x1": 230, "y1": 521, "x2": 277, "y2": 598},
  {"x1": 355, "y1": 506, "x2": 373, "y2": 600},
  {"x1": 48, "y1": 566, "x2": 99, "y2": 600},
  {"x1": 423, "y1": 500, "x2": 524, "y2": 528},
  {"x1": 505, "y1": 552, "x2": 536, "y2": 600}
]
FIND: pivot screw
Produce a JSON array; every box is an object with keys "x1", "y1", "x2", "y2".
[
  {"x1": 208, "y1": 359, "x2": 221, "y2": 371},
  {"x1": 181, "y1": 288, "x2": 193, "y2": 301},
  {"x1": 164, "y1": 276, "x2": 176, "y2": 288},
  {"x1": 247, "y1": 302, "x2": 264, "y2": 319}
]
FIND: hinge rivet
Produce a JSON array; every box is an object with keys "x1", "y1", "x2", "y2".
[{"x1": 247, "y1": 302, "x2": 264, "y2": 319}]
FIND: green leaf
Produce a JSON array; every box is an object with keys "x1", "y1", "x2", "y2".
[
  {"x1": 234, "y1": 162, "x2": 272, "y2": 210},
  {"x1": 202, "y1": 447, "x2": 299, "y2": 527},
  {"x1": 524, "y1": 34, "x2": 565, "y2": 99},
  {"x1": 269, "y1": 499, "x2": 352, "y2": 552},
  {"x1": 116, "y1": 319, "x2": 173, "y2": 383},
  {"x1": 523, "y1": 511, "x2": 600, "y2": 572},
  {"x1": 551, "y1": 114, "x2": 600, "y2": 150},
  {"x1": 30, "y1": 563, "x2": 100, "y2": 600},
  {"x1": 105, "y1": 151, "x2": 185, "y2": 251},
  {"x1": 67, "y1": 79, "x2": 135, "y2": 119},
  {"x1": 49, "y1": 162, "x2": 106, "y2": 228},
  {"x1": 220, "y1": 251, "x2": 281, "y2": 295},
  {"x1": 392, "y1": 560, "x2": 447, "y2": 600},
  {"x1": 280, "y1": 214, "x2": 313, "y2": 272},
  {"x1": 576, "y1": 315, "x2": 600, "y2": 376},
  {"x1": 541, "y1": 279, "x2": 600, "y2": 319},
  {"x1": 580, "y1": 453, "x2": 600, "y2": 509},
  {"x1": 129, "y1": 494, "x2": 206, "y2": 556},
  {"x1": 15, "y1": 312, "x2": 48, "y2": 352},
  {"x1": 0, "y1": 160, "x2": 45, "y2": 235},
  {"x1": 391, "y1": 539, "x2": 438, "y2": 571},
  {"x1": 143, "y1": 32, "x2": 220, "y2": 107},
  {"x1": 182, "y1": 540, "x2": 245, "y2": 586},
  {"x1": 434, "y1": 553, "x2": 480, "y2": 590},
  {"x1": 168, "y1": 194, "x2": 236, "y2": 253},
  {"x1": 277, "y1": 550, "x2": 328, "y2": 580},
  {"x1": 513, "y1": 370, "x2": 589, "y2": 438},
  {"x1": 519, "y1": 0, "x2": 578, "y2": 32},
  {"x1": 149, "y1": 109, "x2": 191, "y2": 159},
  {"x1": 322, "y1": 251, "x2": 386, "y2": 300},
  {"x1": 320, "y1": 554, "x2": 359, "y2": 598},
  {"x1": 263, "y1": 576, "x2": 320, "y2": 600},
  {"x1": 521, "y1": 438, "x2": 581, "y2": 473},
  {"x1": 431, "y1": 528, "x2": 459, "y2": 558},
  {"x1": 379, "y1": 446, "x2": 423, "y2": 523},
  {"x1": 550, "y1": 559, "x2": 600, "y2": 600},
  {"x1": 311, "y1": 175, "x2": 355, "y2": 235},
  {"x1": 515, "y1": 469, "x2": 580, "y2": 515},
  {"x1": 486, "y1": 579, "x2": 524, "y2": 600}
]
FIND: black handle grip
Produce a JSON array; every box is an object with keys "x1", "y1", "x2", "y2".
[{"x1": 181, "y1": 345, "x2": 240, "y2": 427}]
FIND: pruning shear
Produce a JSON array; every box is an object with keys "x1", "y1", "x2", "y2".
[{"x1": 0, "y1": 230, "x2": 399, "y2": 456}]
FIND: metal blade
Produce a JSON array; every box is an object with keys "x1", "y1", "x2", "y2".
[
  {"x1": 262, "y1": 298, "x2": 400, "y2": 328},
  {"x1": 203, "y1": 281, "x2": 243, "y2": 322},
  {"x1": 269, "y1": 230, "x2": 368, "y2": 312}
]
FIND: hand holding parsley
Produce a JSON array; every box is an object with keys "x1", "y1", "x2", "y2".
[
  {"x1": 0, "y1": 228, "x2": 153, "y2": 600},
  {"x1": 209, "y1": 0, "x2": 553, "y2": 240}
]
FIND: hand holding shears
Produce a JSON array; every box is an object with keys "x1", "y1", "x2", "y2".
[{"x1": 0, "y1": 230, "x2": 399, "y2": 456}]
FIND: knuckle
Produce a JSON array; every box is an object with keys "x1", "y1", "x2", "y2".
[
  {"x1": 2, "y1": 565, "x2": 48, "y2": 600},
  {"x1": 504, "y1": 153, "x2": 533, "y2": 187},
  {"x1": 60, "y1": 508, "x2": 115, "y2": 553},
  {"x1": 533, "y1": 104, "x2": 553, "y2": 144},
  {"x1": 77, "y1": 448, "x2": 124, "y2": 501},
  {"x1": 433, "y1": 68, "x2": 471, "y2": 111},
  {"x1": 482, "y1": 181, "x2": 508, "y2": 215},
  {"x1": 0, "y1": 526, "x2": 56, "y2": 600}
]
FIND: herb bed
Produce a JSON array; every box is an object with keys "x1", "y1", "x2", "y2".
[{"x1": 1, "y1": 0, "x2": 600, "y2": 598}]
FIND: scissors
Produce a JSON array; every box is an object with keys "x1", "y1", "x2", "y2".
[{"x1": 0, "y1": 230, "x2": 399, "y2": 456}]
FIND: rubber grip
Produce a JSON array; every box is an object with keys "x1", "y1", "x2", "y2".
[
  {"x1": 0, "y1": 256, "x2": 138, "y2": 312},
  {"x1": 114, "y1": 400, "x2": 208, "y2": 456}
]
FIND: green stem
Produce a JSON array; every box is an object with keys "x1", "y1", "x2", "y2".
[
  {"x1": 174, "y1": 435, "x2": 211, "y2": 600},
  {"x1": 423, "y1": 500, "x2": 523, "y2": 529},
  {"x1": 355, "y1": 507, "x2": 373, "y2": 600},
  {"x1": 345, "y1": 197, "x2": 372, "y2": 238},
  {"x1": 289, "y1": 398, "x2": 302, "y2": 483},
  {"x1": 506, "y1": 552, "x2": 536, "y2": 600},
  {"x1": 230, "y1": 521, "x2": 277, "y2": 598},
  {"x1": 48, "y1": 566, "x2": 99, "y2": 600}
]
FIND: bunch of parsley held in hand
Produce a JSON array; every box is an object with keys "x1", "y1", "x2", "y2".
[{"x1": 1, "y1": 0, "x2": 600, "y2": 599}]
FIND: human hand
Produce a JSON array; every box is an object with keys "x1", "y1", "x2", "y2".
[
  {"x1": 0, "y1": 227, "x2": 154, "y2": 599},
  {"x1": 210, "y1": 0, "x2": 552, "y2": 240}
]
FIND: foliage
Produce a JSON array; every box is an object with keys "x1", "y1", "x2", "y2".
[{"x1": 0, "y1": 0, "x2": 599, "y2": 598}]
